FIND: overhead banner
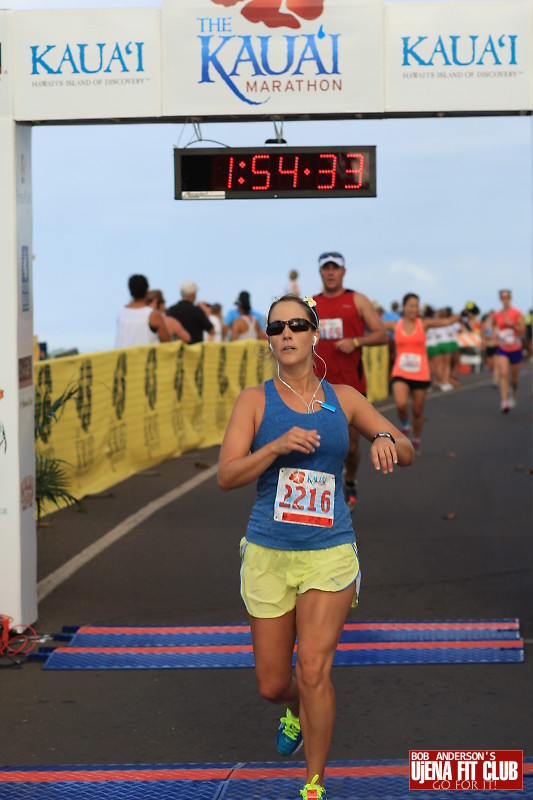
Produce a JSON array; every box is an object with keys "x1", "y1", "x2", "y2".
[
  {"x1": 12, "y1": 9, "x2": 161, "y2": 122},
  {"x1": 5, "y1": 2, "x2": 533, "y2": 121},
  {"x1": 162, "y1": 0, "x2": 383, "y2": 117},
  {"x1": 0, "y1": 12, "x2": 12, "y2": 119},
  {"x1": 385, "y1": 1, "x2": 532, "y2": 113}
]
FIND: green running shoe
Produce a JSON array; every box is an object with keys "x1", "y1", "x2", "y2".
[
  {"x1": 276, "y1": 708, "x2": 303, "y2": 756},
  {"x1": 300, "y1": 773, "x2": 327, "y2": 799}
]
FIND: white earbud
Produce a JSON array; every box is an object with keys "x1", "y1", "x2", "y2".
[
  {"x1": 313, "y1": 336, "x2": 317, "y2": 346},
  {"x1": 269, "y1": 342, "x2": 273, "y2": 350}
]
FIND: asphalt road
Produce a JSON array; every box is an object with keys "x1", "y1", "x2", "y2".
[{"x1": 2, "y1": 369, "x2": 532, "y2": 768}]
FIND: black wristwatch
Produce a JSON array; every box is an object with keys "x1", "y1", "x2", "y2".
[{"x1": 371, "y1": 432, "x2": 396, "y2": 444}]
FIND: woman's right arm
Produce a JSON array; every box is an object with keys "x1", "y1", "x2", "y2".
[
  {"x1": 218, "y1": 387, "x2": 321, "y2": 492},
  {"x1": 165, "y1": 315, "x2": 191, "y2": 343},
  {"x1": 423, "y1": 313, "x2": 462, "y2": 330}
]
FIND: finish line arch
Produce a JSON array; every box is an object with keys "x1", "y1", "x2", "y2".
[{"x1": 0, "y1": 0, "x2": 531, "y2": 624}]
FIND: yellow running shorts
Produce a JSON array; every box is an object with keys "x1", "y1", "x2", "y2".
[{"x1": 239, "y1": 537, "x2": 361, "y2": 619}]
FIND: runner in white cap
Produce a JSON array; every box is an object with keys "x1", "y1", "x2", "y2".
[{"x1": 313, "y1": 252, "x2": 388, "y2": 512}]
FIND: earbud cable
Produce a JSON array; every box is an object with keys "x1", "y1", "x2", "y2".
[{"x1": 276, "y1": 347, "x2": 328, "y2": 415}]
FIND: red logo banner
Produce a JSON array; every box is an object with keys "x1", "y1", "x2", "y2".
[{"x1": 409, "y1": 751, "x2": 523, "y2": 791}]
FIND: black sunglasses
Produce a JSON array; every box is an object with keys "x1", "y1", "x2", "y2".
[{"x1": 266, "y1": 318, "x2": 317, "y2": 337}]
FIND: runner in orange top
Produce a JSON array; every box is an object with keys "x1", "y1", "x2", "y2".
[
  {"x1": 385, "y1": 293, "x2": 462, "y2": 455},
  {"x1": 492, "y1": 289, "x2": 525, "y2": 413}
]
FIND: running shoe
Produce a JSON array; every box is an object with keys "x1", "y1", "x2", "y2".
[
  {"x1": 300, "y1": 774, "x2": 327, "y2": 799},
  {"x1": 501, "y1": 400, "x2": 510, "y2": 413},
  {"x1": 449, "y1": 377, "x2": 461, "y2": 387},
  {"x1": 401, "y1": 422, "x2": 411, "y2": 437},
  {"x1": 344, "y1": 481, "x2": 357, "y2": 512},
  {"x1": 411, "y1": 438, "x2": 421, "y2": 456},
  {"x1": 507, "y1": 392, "x2": 516, "y2": 409},
  {"x1": 440, "y1": 383, "x2": 453, "y2": 392},
  {"x1": 277, "y1": 708, "x2": 303, "y2": 756}
]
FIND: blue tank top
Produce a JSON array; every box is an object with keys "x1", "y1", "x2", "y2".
[{"x1": 246, "y1": 379, "x2": 355, "y2": 550}]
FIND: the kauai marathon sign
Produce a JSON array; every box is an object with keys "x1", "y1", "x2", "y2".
[
  {"x1": 196, "y1": 0, "x2": 348, "y2": 106},
  {"x1": 163, "y1": 0, "x2": 383, "y2": 116}
]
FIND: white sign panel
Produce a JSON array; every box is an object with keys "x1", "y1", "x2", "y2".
[
  {"x1": 385, "y1": 1, "x2": 532, "y2": 113},
  {"x1": 13, "y1": 9, "x2": 161, "y2": 121},
  {"x1": 0, "y1": 12, "x2": 12, "y2": 119},
  {"x1": 0, "y1": 120, "x2": 37, "y2": 625},
  {"x1": 163, "y1": 0, "x2": 383, "y2": 117}
]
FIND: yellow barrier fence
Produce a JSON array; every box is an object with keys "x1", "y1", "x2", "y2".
[
  {"x1": 35, "y1": 341, "x2": 389, "y2": 513},
  {"x1": 362, "y1": 343, "x2": 390, "y2": 406}
]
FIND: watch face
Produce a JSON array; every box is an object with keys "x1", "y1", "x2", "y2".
[{"x1": 175, "y1": 146, "x2": 376, "y2": 200}]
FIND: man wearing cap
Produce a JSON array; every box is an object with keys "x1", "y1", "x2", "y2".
[
  {"x1": 224, "y1": 291, "x2": 265, "y2": 340},
  {"x1": 313, "y1": 252, "x2": 388, "y2": 511},
  {"x1": 166, "y1": 281, "x2": 213, "y2": 345}
]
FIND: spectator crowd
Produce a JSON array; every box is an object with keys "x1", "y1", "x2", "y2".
[{"x1": 114, "y1": 270, "x2": 531, "y2": 387}]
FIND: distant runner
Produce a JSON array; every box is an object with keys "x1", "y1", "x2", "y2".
[
  {"x1": 481, "y1": 311, "x2": 500, "y2": 387},
  {"x1": 385, "y1": 293, "x2": 463, "y2": 455},
  {"x1": 493, "y1": 289, "x2": 525, "y2": 413}
]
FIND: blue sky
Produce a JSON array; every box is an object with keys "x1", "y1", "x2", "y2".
[{"x1": 8, "y1": 0, "x2": 533, "y2": 353}]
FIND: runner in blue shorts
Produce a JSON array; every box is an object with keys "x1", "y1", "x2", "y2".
[
  {"x1": 493, "y1": 290, "x2": 525, "y2": 412},
  {"x1": 218, "y1": 294, "x2": 414, "y2": 800}
]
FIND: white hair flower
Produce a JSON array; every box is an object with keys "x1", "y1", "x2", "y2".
[{"x1": 303, "y1": 296, "x2": 317, "y2": 309}]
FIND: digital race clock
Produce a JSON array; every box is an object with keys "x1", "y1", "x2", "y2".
[{"x1": 174, "y1": 146, "x2": 376, "y2": 200}]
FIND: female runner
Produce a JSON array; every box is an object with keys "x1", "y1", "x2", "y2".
[
  {"x1": 385, "y1": 293, "x2": 463, "y2": 454},
  {"x1": 218, "y1": 295, "x2": 414, "y2": 800}
]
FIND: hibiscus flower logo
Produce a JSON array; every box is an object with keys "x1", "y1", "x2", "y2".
[
  {"x1": 210, "y1": 0, "x2": 324, "y2": 30},
  {"x1": 289, "y1": 470, "x2": 306, "y2": 484}
]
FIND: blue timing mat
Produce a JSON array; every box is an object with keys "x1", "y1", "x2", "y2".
[
  {"x1": 59, "y1": 618, "x2": 522, "y2": 647},
  {"x1": 0, "y1": 760, "x2": 531, "y2": 800},
  {"x1": 39, "y1": 618, "x2": 524, "y2": 670}
]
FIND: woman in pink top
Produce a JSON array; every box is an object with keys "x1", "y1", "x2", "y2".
[
  {"x1": 385, "y1": 293, "x2": 461, "y2": 455},
  {"x1": 492, "y1": 289, "x2": 525, "y2": 413}
]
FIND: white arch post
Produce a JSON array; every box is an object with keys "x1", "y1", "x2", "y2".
[{"x1": 0, "y1": 119, "x2": 36, "y2": 627}]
